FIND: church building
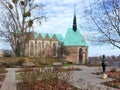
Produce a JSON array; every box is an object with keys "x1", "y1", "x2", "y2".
[
  {"x1": 64, "y1": 7, "x2": 88, "y2": 64},
  {"x1": 25, "y1": 6, "x2": 88, "y2": 64}
]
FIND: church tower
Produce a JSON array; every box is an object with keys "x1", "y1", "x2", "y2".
[
  {"x1": 73, "y1": 5, "x2": 77, "y2": 32},
  {"x1": 64, "y1": 5, "x2": 88, "y2": 64}
]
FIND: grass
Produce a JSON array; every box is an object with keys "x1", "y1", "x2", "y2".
[{"x1": 63, "y1": 63, "x2": 72, "y2": 66}]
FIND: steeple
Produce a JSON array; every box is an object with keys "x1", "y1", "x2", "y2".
[{"x1": 72, "y1": 4, "x2": 77, "y2": 32}]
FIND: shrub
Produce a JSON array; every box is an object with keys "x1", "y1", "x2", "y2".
[
  {"x1": 0, "y1": 67, "x2": 7, "y2": 73},
  {"x1": 0, "y1": 62, "x2": 11, "y2": 68},
  {"x1": 110, "y1": 68, "x2": 117, "y2": 72},
  {"x1": 18, "y1": 67, "x2": 73, "y2": 90},
  {"x1": 16, "y1": 58, "x2": 25, "y2": 66},
  {"x1": 19, "y1": 68, "x2": 40, "y2": 83}
]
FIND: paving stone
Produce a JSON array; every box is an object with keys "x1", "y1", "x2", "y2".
[{"x1": 0, "y1": 68, "x2": 17, "y2": 90}]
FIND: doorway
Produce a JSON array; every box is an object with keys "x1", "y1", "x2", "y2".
[{"x1": 79, "y1": 48, "x2": 82, "y2": 64}]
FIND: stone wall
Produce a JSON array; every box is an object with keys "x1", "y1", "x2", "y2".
[
  {"x1": 64, "y1": 46, "x2": 88, "y2": 64},
  {"x1": 25, "y1": 40, "x2": 58, "y2": 57}
]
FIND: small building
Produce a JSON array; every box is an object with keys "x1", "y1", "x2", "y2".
[
  {"x1": 64, "y1": 29, "x2": 88, "y2": 64},
  {"x1": 63, "y1": 7, "x2": 88, "y2": 64}
]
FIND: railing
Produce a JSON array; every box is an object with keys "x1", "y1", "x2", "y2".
[{"x1": 109, "y1": 62, "x2": 120, "y2": 68}]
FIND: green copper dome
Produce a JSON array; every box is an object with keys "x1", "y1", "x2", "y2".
[{"x1": 64, "y1": 28, "x2": 87, "y2": 46}]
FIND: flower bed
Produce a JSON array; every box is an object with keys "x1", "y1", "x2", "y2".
[
  {"x1": 17, "y1": 80, "x2": 80, "y2": 90},
  {"x1": 103, "y1": 80, "x2": 120, "y2": 89},
  {"x1": 92, "y1": 71, "x2": 120, "y2": 79},
  {"x1": 0, "y1": 67, "x2": 7, "y2": 74},
  {"x1": 53, "y1": 67, "x2": 82, "y2": 71},
  {"x1": 107, "y1": 71, "x2": 120, "y2": 79},
  {"x1": 0, "y1": 75, "x2": 6, "y2": 82},
  {"x1": 16, "y1": 67, "x2": 80, "y2": 90},
  {"x1": 92, "y1": 70, "x2": 120, "y2": 89}
]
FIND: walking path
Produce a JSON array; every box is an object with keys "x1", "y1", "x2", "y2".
[
  {"x1": 0, "y1": 68, "x2": 17, "y2": 90},
  {"x1": 0, "y1": 66, "x2": 120, "y2": 90}
]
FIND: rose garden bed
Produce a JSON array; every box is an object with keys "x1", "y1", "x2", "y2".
[
  {"x1": 17, "y1": 80, "x2": 80, "y2": 90},
  {"x1": 16, "y1": 67, "x2": 81, "y2": 90},
  {"x1": 92, "y1": 70, "x2": 120, "y2": 89}
]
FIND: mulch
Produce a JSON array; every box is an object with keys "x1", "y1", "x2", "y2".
[
  {"x1": 0, "y1": 75, "x2": 6, "y2": 82},
  {"x1": 0, "y1": 74, "x2": 6, "y2": 89}
]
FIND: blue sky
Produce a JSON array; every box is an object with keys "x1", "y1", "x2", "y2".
[{"x1": 0, "y1": 0, "x2": 120, "y2": 57}]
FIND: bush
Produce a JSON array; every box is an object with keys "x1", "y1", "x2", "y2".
[
  {"x1": 0, "y1": 62, "x2": 10, "y2": 68},
  {"x1": 110, "y1": 68, "x2": 117, "y2": 72},
  {"x1": 67, "y1": 61, "x2": 73, "y2": 64},
  {"x1": 0, "y1": 62, "x2": 16, "y2": 68},
  {"x1": 17, "y1": 67, "x2": 73, "y2": 90},
  {"x1": 0, "y1": 67, "x2": 7, "y2": 73},
  {"x1": 16, "y1": 58, "x2": 25, "y2": 66}
]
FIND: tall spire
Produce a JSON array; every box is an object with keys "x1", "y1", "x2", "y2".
[{"x1": 72, "y1": 4, "x2": 77, "y2": 32}]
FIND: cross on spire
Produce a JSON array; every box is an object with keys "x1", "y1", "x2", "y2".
[{"x1": 72, "y1": 4, "x2": 77, "y2": 32}]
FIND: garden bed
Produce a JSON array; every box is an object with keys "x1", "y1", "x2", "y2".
[
  {"x1": 0, "y1": 74, "x2": 6, "y2": 89},
  {"x1": 53, "y1": 67, "x2": 82, "y2": 71},
  {"x1": 16, "y1": 67, "x2": 80, "y2": 90},
  {"x1": 17, "y1": 80, "x2": 80, "y2": 90},
  {"x1": 0, "y1": 74, "x2": 6, "y2": 82},
  {"x1": 92, "y1": 71, "x2": 120, "y2": 79},
  {"x1": 102, "y1": 80, "x2": 120, "y2": 89},
  {"x1": 0, "y1": 67, "x2": 7, "y2": 74},
  {"x1": 92, "y1": 70, "x2": 120, "y2": 89}
]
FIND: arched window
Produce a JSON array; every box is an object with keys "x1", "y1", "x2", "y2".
[
  {"x1": 79, "y1": 48, "x2": 83, "y2": 64},
  {"x1": 38, "y1": 42, "x2": 41, "y2": 56},
  {"x1": 30, "y1": 42, "x2": 34, "y2": 56},
  {"x1": 53, "y1": 43, "x2": 56, "y2": 56},
  {"x1": 45, "y1": 42, "x2": 49, "y2": 48}
]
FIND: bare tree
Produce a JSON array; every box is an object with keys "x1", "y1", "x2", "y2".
[
  {"x1": 0, "y1": 0, "x2": 46, "y2": 56},
  {"x1": 84, "y1": 0, "x2": 120, "y2": 49}
]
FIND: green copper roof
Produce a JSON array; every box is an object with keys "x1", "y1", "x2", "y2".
[
  {"x1": 41, "y1": 33, "x2": 46, "y2": 39},
  {"x1": 34, "y1": 32, "x2": 39, "y2": 38},
  {"x1": 56, "y1": 34, "x2": 64, "y2": 42},
  {"x1": 32, "y1": 32, "x2": 63, "y2": 42},
  {"x1": 64, "y1": 28, "x2": 87, "y2": 46},
  {"x1": 48, "y1": 33, "x2": 54, "y2": 39}
]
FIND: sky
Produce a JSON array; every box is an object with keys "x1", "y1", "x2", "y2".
[{"x1": 0, "y1": 0, "x2": 120, "y2": 57}]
